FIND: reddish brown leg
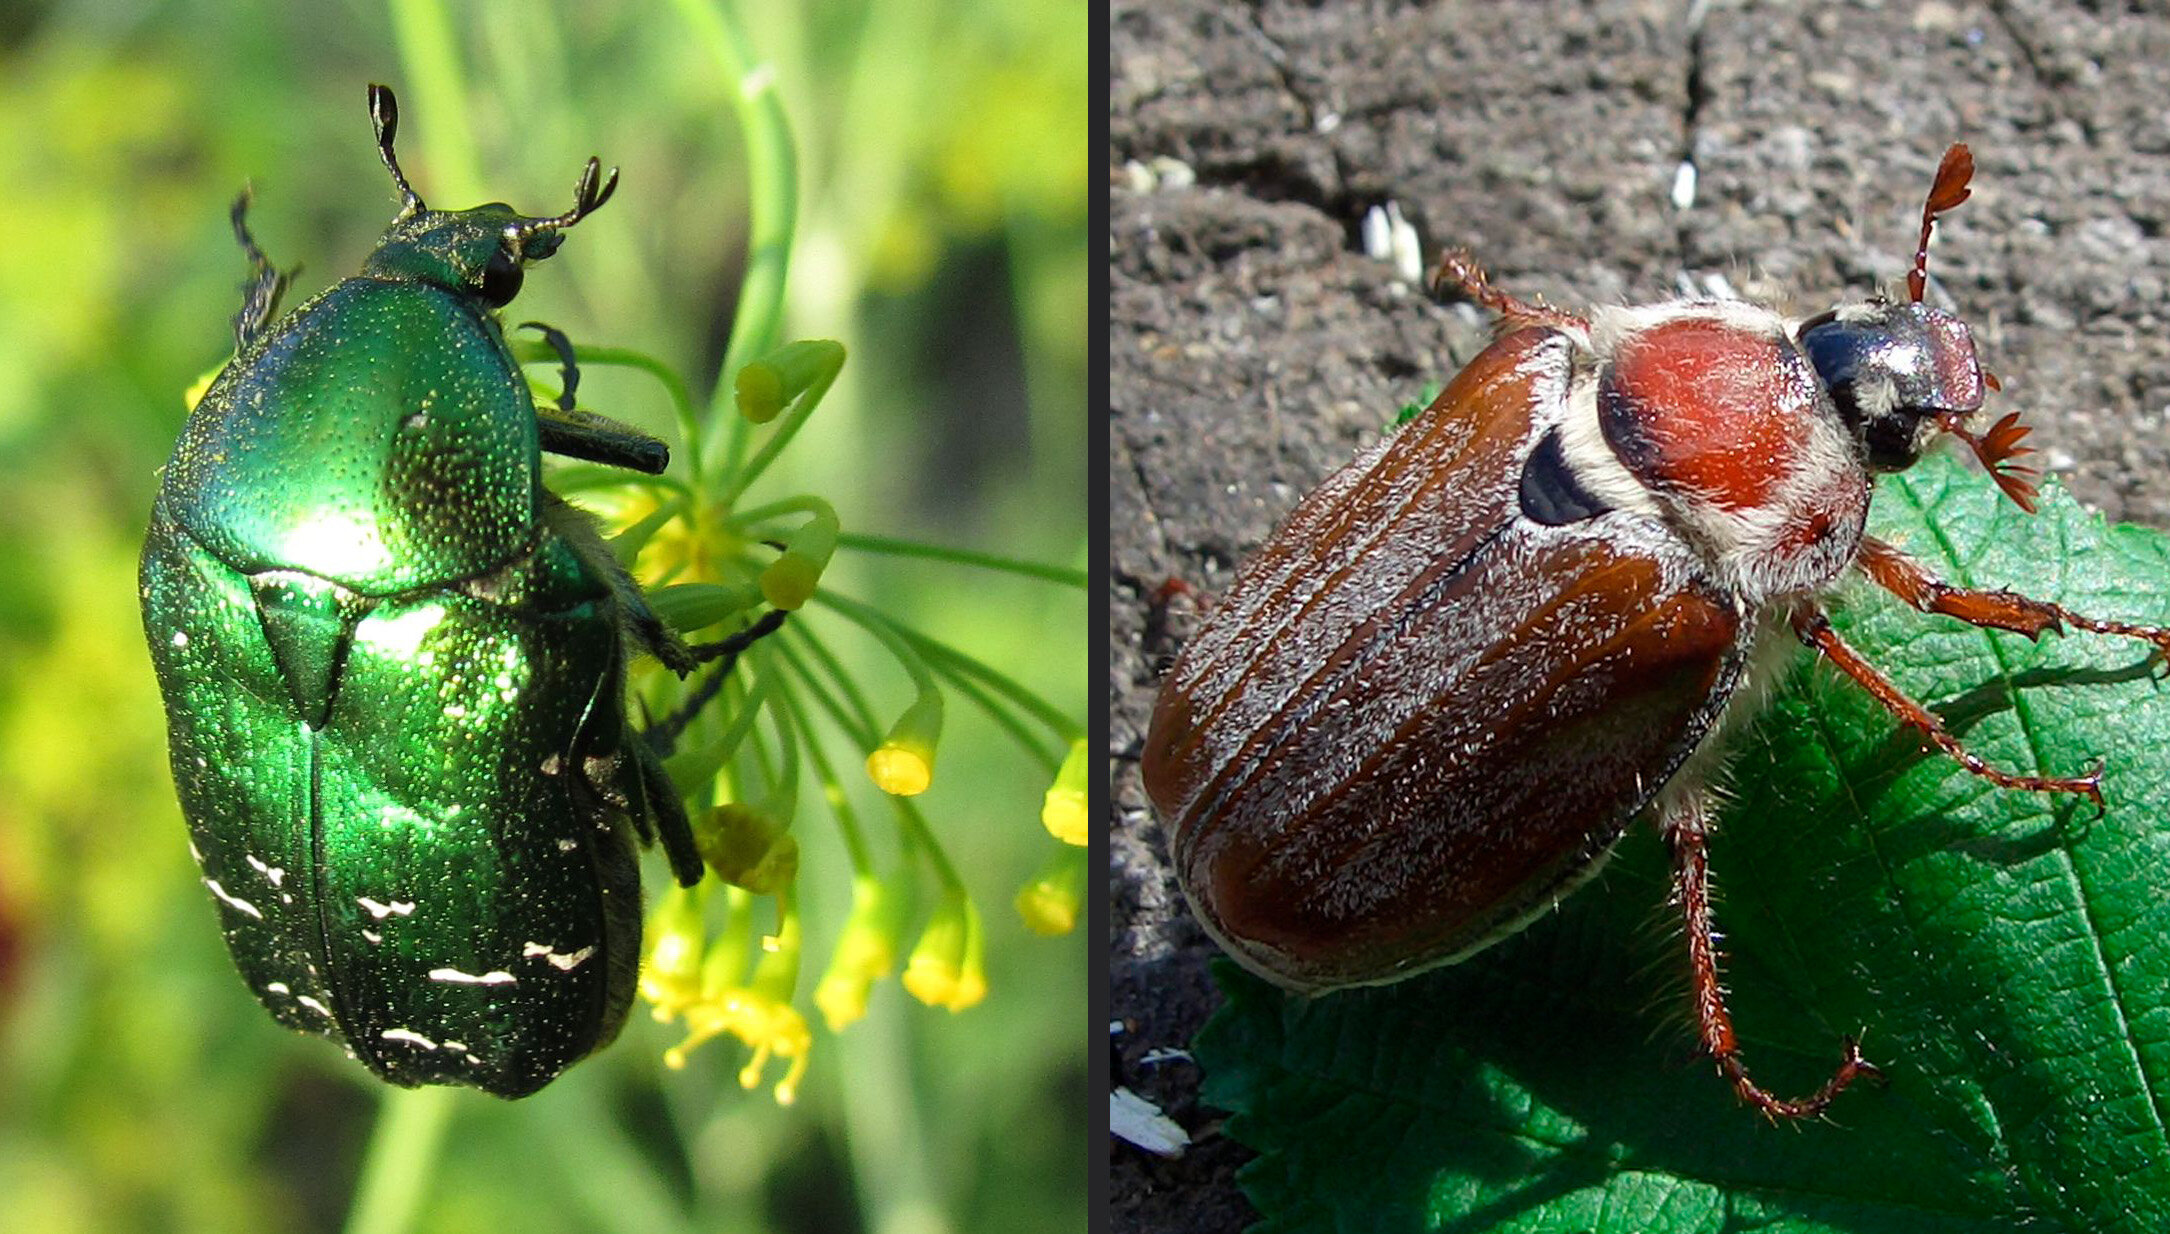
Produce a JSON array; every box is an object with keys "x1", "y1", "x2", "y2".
[
  {"x1": 1664, "y1": 791, "x2": 1882, "y2": 1119},
  {"x1": 1792, "y1": 605, "x2": 2106, "y2": 808},
  {"x1": 1429, "y1": 248, "x2": 1587, "y2": 331},
  {"x1": 1859, "y1": 536, "x2": 2170, "y2": 660}
]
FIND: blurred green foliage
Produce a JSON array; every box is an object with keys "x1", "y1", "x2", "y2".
[{"x1": 0, "y1": 2, "x2": 1085, "y2": 1232}]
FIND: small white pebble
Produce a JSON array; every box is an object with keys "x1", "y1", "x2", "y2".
[{"x1": 1671, "y1": 160, "x2": 1698, "y2": 211}]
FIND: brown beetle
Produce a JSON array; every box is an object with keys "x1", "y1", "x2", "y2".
[{"x1": 1141, "y1": 145, "x2": 2170, "y2": 1118}]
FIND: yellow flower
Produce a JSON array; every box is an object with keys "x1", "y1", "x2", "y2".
[
  {"x1": 759, "y1": 504, "x2": 838, "y2": 611},
  {"x1": 638, "y1": 883, "x2": 713, "y2": 1017},
  {"x1": 1040, "y1": 738, "x2": 1088, "y2": 846},
  {"x1": 1015, "y1": 843, "x2": 1084, "y2": 936},
  {"x1": 867, "y1": 689, "x2": 943, "y2": 796},
  {"x1": 695, "y1": 802, "x2": 800, "y2": 894},
  {"x1": 653, "y1": 891, "x2": 810, "y2": 1105},
  {"x1": 814, "y1": 874, "x2": 903, "y2": 1032},
  {"x1": 735, "y1": 339, "x2": 846, "y2": 425},
  {"x1": 902, "y1": 892, "x2": 986, "y2": 1012},
  {"x1": 662, "y1": 982, "x2": 813, "y2": 1106}
]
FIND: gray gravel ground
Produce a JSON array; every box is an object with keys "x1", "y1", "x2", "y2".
[{"x1": 1108, "y1": 2, "x2": 2170, "y2": 1229}]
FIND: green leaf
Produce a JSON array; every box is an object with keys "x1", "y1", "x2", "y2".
[{"x1": 1194, "y1": 450, "x2": 2170, "y2": 1232}]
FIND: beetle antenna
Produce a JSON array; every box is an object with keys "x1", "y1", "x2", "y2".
[
  {"x1": 511, "y1": 158, "x2": 621, "y2": 247},
  {"x1": 367, "y1": 83, "x2": 425, "y2": 219},
  {"x1": 1908, "y1": 143, "x2": 1973, "y2": 303},
  {"x1": 1938, "y1": 409, "x2": 2042, "y2": 512}
]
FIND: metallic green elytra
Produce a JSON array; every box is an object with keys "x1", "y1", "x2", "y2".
[{"x1": 141, "y1": 84, "x2": 731, "y2": 1098}]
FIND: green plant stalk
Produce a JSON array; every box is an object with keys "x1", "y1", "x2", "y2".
[
  {"x1": 772, "y1": 664, "x2": 876, "y2": 874},
  {"x1": 664, "y1": 663, "x2": 772, "y2": 802},
  {"x1": 912, "y1": 627, "x2": 1081, "y2": 744},
  {"x1": 759, "y1": 659, "x2": 802, "y2": 820},
  {"x1": 781, "y1": 637, "x2": 966, "y2": 898},
  {"x1": 387, "y1": 0, "x2": 483, "y2": 207},
  {"x1": 918, "y1": 656, "x2": 1062, "y2": 774},
  {"x1": 836, "y1": 955, "x2": 950, "y2": 1234},
  {"x1": 892, "y1": 798, "x2": 968, "y2": 900},
  {"x1": 732, "y1": 493, "x2": 839, "y2": 529},
  {"x1": 821, "y1": 589, "x2": 1081, "y2": 743},
  {"x1": 812, "y1": 590, "x2": 939, "y2": 698},
  {"x1": 672, "y1": 0, "x2": 799, "y2": 480},
  {"x1": 783, "y1": 623, "x2": 885, "y2": 743},
  {"x1": 835, "y1": 531, "x2": 1087, "y2": 589},
  {"x1": 342, "y1": 1085, "x2": 454, "y2": 1234}
]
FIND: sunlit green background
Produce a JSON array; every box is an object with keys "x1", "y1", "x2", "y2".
[{"x1": 0, "y1": 2, "x2": 1086, "y2": 1232}]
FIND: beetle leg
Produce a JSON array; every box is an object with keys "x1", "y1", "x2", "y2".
[
  {"x1": 1664, "y1": 790, "x2": 1885, "y2": 1119},
  {"x1": 1794, "y1": 605, "x2": 2107, "y2": 807},
  {"x1": 633, "y1": 739, "x2": 706, "y2": 887},
  {"x1": 1429, "y1": 248, "x2": 1587, "y2": 331},
  {"x1": 520, "y1": 322, "x2": 675, "y2": 476},
  {"x1": 229, "y1": 189, "x2": 295, "y2": 351},
  {"x1": 645, "y1": 610, "x2": 789, "y2": 758},
  {"x1": 523, "y1": 321, "x2": 583, "y2": 413},
  {"x1": 1859, "y1": 535, "x2": 2170, "y2": 660}
]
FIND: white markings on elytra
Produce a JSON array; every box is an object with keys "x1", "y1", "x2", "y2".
[
  {"x1": 428, "y1": 967, "x2": 516, "y2": 986},
  {"x1": 523, "y1": 941, "x2": 596, "y2": 971},
  {"x1": 381, "y1": 1028, "x2": 439, "y2": 1050},
  {"x1": 357, "y1": 897, "x2": 416, "y2": 920},
  {"x1": 204, "y1": 879, "x2": 264, "y2": 920},
  {"x1": 296, "y1": 996, "x2": 333, "y2": 1018},
  {"x1": 171, "y1": 630, "x2": 189, "y2": 647},
  {"x1": 244, "y1": 854, "x2": 287, "y2": 888},
  {"x1": 265, "y1": 982, "x2": 290, "y2": 995},
  {"x1": 361, "y1": 929, "x2": 382, "y2": 945}
]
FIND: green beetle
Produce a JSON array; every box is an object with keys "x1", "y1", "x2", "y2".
[{"x1": 140, "y1": 85, "x2": 764, "y2": 1097}]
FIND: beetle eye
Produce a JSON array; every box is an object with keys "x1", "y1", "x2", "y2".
[{"x1": 479, "y1": 248, "x2": 525, "y2": 306}]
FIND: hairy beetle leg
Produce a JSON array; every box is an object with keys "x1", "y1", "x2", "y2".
[
  {"x1": 523, "y1": 323, "x2": 673, "y2": 476},
  {"x1": 228, "y1": 189, "x2": 295, "y2": 351},
  {"x1": 645, "y1": 609, "x2": 789, "y2": 758},
  {"x1": 1665, "y1": 792, "x2": 1886, "y2": 1120},
  {"x1": 1860, "y1": 536, "x2": 2170, "y2": 664},
  {"x1": 1429, "y1": 248, "x2": 1587, "y2": 331},
  {"x1": 1794, "y1": 607, "x2": 2106, "y2": 809}
]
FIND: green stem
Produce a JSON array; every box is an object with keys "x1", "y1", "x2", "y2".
[
  {"x1": 787, "y1": 624, "x2": 884, "y2": 742},
  {"x1": 819, "y1": 590, "x2": 1078, "y2": 743},
  {"x1": 672, "y1": 0, "x2": 799, "y2": 481},
  {"x1": 835, "y1": 532, "x2": 1086, "y2": 588},
  {"x1": 811, "y1": 590, "x2": 937, "y2": 697},
  {"x1": 909, "y1": 628, "x2": 1081, "y2": 744},
  {"x1": 780, "y1": 627, "x2": 880, "y2": 749},
  {"x1": 893, "y1": 798, "x2": 966, "y2": 897},
  {"x1": 771, "y1": 664, "x2": 874, "y2": 874},
  {"x1": 385, "y1": 0, "x2": 482, "y2": 206},
  {"x1": 342, "y1": 1086, "x2": 455, "y2": 1234},
  {"x1": 922, "y1": 660, "x2": 1061, "y2": 774},
  {"x1": 732, "y1": 494, "x2": 839, "y2": 529}
]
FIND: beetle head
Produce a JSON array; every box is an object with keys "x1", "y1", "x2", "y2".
[
  {"x1": 1797, "y1": 143, "x2": 2040, "y2": 510},
  {"x1": 1798, "y1": 299, "x2": 1983, "y2": 471},
  {"x1": 358, "y1": 83, "x2": 618, "y2": 309}
]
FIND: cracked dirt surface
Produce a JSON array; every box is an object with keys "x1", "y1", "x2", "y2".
[{"x1": 1109, "y1": 2, "x2": 2170, "y2": 1229}]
